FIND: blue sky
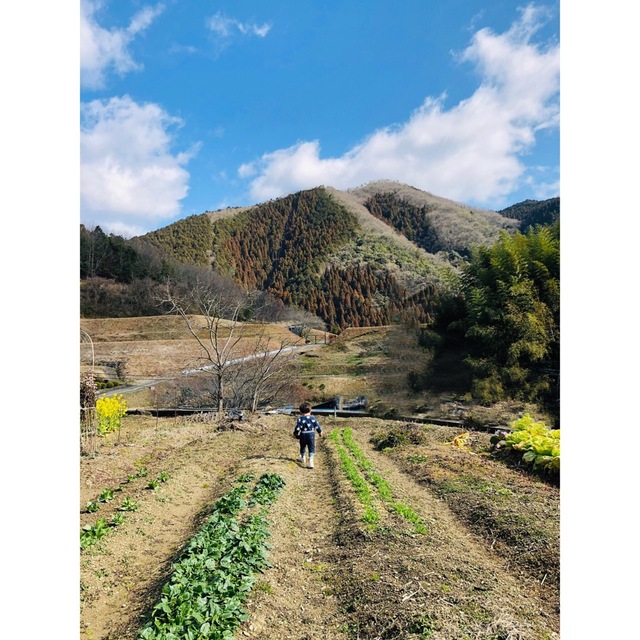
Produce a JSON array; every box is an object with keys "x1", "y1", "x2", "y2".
[{"x1": 80, "y1": 0, "x2": 560, "y2": 237}]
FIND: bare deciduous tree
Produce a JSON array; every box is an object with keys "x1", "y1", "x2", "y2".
[
  {"x1": 161, "y1": 277, "x2": 248, "y2": 414},
  {"x1": 161, "y1": 276, "x2": 301, "y2": 414},
  {"x1": 228, "y1": 327, "x2": 300, "y2": 411}
]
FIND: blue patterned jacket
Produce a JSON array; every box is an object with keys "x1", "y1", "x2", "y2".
[{"x1": 293, "y1": 414, "x2": 322, "y2": 438}]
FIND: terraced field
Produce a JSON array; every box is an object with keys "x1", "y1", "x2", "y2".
[{"x1": 80, "y1": 413, "x2": 559, "y2": 640}]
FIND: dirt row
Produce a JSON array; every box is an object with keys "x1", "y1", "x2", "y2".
[{"x1": 80, "y1": 414, "x2": 559, "y2": 640}]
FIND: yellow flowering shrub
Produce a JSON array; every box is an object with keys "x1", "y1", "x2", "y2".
[{"x1": 96, "y1": 395, "x2": 128, "y2": 436}]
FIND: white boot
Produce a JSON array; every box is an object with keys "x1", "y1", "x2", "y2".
[
  {"x1": 308, "y1": 454, "x2": 314, "y2": 469},
  {"x1": 299, "y1": 453, "x2": 305, "y2": 465}
]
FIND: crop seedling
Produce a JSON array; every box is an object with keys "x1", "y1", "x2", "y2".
[
  {"x1": 135, "y1": 466, "x2": 148, "y2": 478},
  {"x1": 336, "y1": 428, "x2": 427, "y2": 534},
  {"x1": 157, "y1": 472, "x2": 168, "y2": 483},
  {"x1": 81, "y1": 518, "x2": 109, "y2": 549},
  {"x1": 249, "y1": 473, "x2": 286, "y2": 506},
  {"x1": 85, "y1": 500, "x2": 100, "y2": 513},
  {"x1": 110, "y1": 513, "x2": 125, "y2": 526},
  {"x1": 137, "y1": 473, "x2": 286, "y2": 640},
  {"x1": 215, "y1": 485, "x2": 250, "y2": 515},
  {"x1": 146, "y1": 479, "x2": 159, "y2": 490},
  {"x1": 98, "y1": 488, "x2": 115, "y2": 503},
  {"x1": 330, "y1": 430, "x2": 379, "y2": 524},
  {"x1": 119, "y1": 497, "x2": 139, "y2": 512}
]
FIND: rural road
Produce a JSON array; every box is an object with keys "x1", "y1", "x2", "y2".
[{"x1": 97, "y1": 342, "x2": 324, "y2": 397}]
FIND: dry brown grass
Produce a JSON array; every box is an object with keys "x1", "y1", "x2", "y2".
[
  {"x1": 82, "y1": 316, "x2": 536, "y2": 427},
  {"x1": 80, "y1": 316, "x2": 307, "y2": 380}
]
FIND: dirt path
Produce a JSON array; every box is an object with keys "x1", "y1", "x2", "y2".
[
  {"x1": 236, "y1": 427, "x2": 349, "y2": 640},
  {"x1": 80, "y1": 415, "x2": 558, "y2": 640}
]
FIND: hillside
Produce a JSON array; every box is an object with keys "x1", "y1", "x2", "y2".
[
  {"x1": 81, "y1": 183, "x2": 560, "y2": 416},
  {"x1": 140, "y1": 182, "x2": 541, "y2": 331},
  {"x1": 83, "y1": 182, "x2": 558, "y2": 332},
  {"x1": 498, "y1": 197, "x2": 560, "y2": 233},
  {"x1": 347, "y1": 180, "x2": 519, "y2": 255}
]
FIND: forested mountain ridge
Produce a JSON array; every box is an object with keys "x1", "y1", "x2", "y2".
[
  {"x1": 346, "y1": 180, "x2": 520, "y2": 256},
  {"x1": 200, "y1": 187, "x2": 452, "y2": 330},
  {"x1": 498, "y1": 197, "x2": 560, "y2": 233},
  {"x1": 82, "y1": 182, "x2": 558, "y2": 331}
]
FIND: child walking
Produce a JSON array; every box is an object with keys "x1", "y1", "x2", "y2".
[{"x1": 293, "y1": 402, "x2": 322, "y2": 468}]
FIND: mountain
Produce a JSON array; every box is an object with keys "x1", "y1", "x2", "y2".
[
  {"x1": 498, "y1": 197, "x2": 560, "y2": 233},
  {"x1": 139, "y1": 181, "x2": 556, "y2": 330}
]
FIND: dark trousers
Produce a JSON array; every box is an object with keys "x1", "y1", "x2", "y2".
[{"x1": 299, "y1": 432, "x2": 316, "y2": 456}]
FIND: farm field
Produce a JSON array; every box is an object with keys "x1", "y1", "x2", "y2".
[{"x1": 80, "y1": 413, "x2": 559, "y2": 640}]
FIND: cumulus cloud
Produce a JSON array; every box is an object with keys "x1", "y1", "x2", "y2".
[
  {"x1": 239, "y1": 4, "x2": 559, "y2": 206},
  {"x1": 81, "y1": 95, "x2": 196, "y2": 236},
  {"x1": 81, "y1": 0, "x2": 164, "y2": 89}
]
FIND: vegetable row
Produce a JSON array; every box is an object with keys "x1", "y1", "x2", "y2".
[
  {"x1": 138, "y1": 473, "x2": 285, "y2": 640},
  {"x1": 330, "y1": 428, "x2": 427, "y2": 533}
]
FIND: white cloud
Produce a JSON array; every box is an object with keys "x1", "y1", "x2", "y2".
[
  {"x1": 240, "y1": 4, "x2": 559, "y2": 207},
  {"x1": 81, "y1": 0, "x2": 164, "y2": 89},
  {"x1": 81, "y1": 95, "x2": 196, "y2": 235},
  {"x1": 206, "y1": 12, "x2": 272, "y2": 41}
]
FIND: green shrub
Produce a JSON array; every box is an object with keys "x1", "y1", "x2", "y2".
[
  {"x1": 471, "y1": 375, "x2": 505, "y2": 405},
  {"x1": 495, "y1": 413, "x2": 559, "y2": 475}
]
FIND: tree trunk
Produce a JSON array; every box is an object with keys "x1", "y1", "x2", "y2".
[{"x1": 217, "y1": 375, "x2": 224, "y2": 415}]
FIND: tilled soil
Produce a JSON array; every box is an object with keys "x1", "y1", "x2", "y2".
[{"x1": 80, "y1": 414, "x2": 559, "y2": 640}]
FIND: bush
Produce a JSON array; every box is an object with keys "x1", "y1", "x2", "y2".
[
  {"x1": 96, "y1": 394, "x2": 128, "y2": 436},
  {"x1": 416, "y1": 328, "x2": 443, "y2": 350},
  {"x1": 471, "y1": 375, "x2": 505, "y2": 405},
  {"x1": 370, "y1": 424, "x2": 425, "y2": 450},
  {"x1": 495, "y1": 413, "x2": 559, "y2": 475}
]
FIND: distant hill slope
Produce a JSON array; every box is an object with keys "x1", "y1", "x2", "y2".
[
  {"x1": 134, "y1": 182, "x2": 558, "y2": 330},
  {"x1": 498, "y1": 197, "x2": 560, "y2": 233},
  {"x1": 200, "y1": 188, "x2": 439, "y2": 330},
  {"x1": 347, "y1": 180, "x2": 520, "y2": 256},
  {"x1": 144, "y1": 213, "x2": 214, "y2": 268}
]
